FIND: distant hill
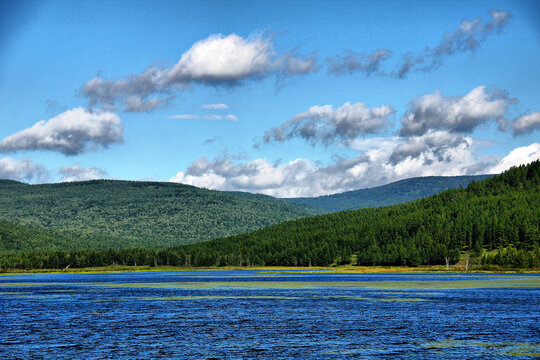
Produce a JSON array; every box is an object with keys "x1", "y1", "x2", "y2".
[
  {"x1": 284, "y1": 175, "x2": 492, "y2": 212},
  {"x1": 0, "y1": 180, "x2": 321, "y2": 252}
]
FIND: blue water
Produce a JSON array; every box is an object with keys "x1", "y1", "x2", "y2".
[{"x1": 0, "y1": 271, "x2": 538, "y2": 359}]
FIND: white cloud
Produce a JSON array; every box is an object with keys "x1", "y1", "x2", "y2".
[
  {"x1": 82, "y1": 33, "x2": 316, "y2": 112},
  {"x1": 263, "y1": 102, "x2": 395, "y2": 146},
  {"x1": 167, "y1": 33, "x2": 275, "y2": 83},
  {"x1": 124, "y1": 96, "x2": 169, "y2": 112},
  {"x1": 202, "y1": 103, "x2": 229, "y2": 110},
  {"x1": 328, "y1": 49, "x2": 392, "y2": 75},
  {"x1": 59, "y1": 165, "x2": 109, "y2": 182},
  {"x1": 489, "y1": 143, "x2": 540, "y2": 174},
  {"x1": 168, "y1": 114, "x2": 238, "y2": 121},
  {"x1": 0, "y1": 108, "x2": 123, "y2": 155},
  {"x1": 511, "y1": 112, "x2": 540, "y2": 136},
  {"x1": 399, "y1": 86, "x2": 513, "y2": 136},
  {"x1": 0, "y1": 157, "x2": 50, "y2": 183},
  {"x1": 168, "y1": 114, "x2": 201, "y2": 120},
  {"x1": 169, "y1": 135, "x2": 490, "y2": 198},
  {"x1": 225, "y1": 114, "x2": 238, "y2": 122},
  {"x1": 389, "y1": 131, "x2": 469, "y2": 165}
]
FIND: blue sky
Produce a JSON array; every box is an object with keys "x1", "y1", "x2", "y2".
[{"x1": 1, "y1": 0, "x2": 539, "y2": 197}]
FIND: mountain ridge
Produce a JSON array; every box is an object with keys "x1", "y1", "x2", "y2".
[{"x1": 284, "y1": 174, "x2": 492, "y2": 212}]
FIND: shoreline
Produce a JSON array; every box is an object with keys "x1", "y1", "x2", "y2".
[{"x1": 1, "y1": 264, "x2": 538, "y2": 276}]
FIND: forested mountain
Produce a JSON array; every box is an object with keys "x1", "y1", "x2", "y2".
[
  {"x1": 2, "y1": 162, "x2": 538, "y2": 270},
  {"x1": 0, "y1": 180, "x2": 320, "y2": 251},
  {"x1": 285, "y1": 175, "x2": 491, "y2": 212}
]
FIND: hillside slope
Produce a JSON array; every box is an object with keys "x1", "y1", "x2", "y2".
[
  {"x1": 0, "y1": 180, "x2": 321, "y2": 250},
  {"x1": 0, "y1": 220, "x2": 77, "y2": 254},
  {"x1": 173, "y1": 161, "x2": 539, "y2": 267},
  {"x1": 285, "y1": 175, "x2": 491, "y2": 212}
]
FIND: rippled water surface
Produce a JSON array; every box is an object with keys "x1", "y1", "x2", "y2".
[{"x1": 0, "y1": 271, "x2": 539, "y2": 359}]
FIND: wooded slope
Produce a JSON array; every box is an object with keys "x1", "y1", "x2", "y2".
[
  {"x1": 0, "y1": 180, "x2": 320, "y2": 250},
  {"x1": 173, "y1": 161, "x2": 539, "y2": 267}
]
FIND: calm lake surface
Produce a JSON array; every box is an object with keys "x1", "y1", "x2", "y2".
[{"x1": 0, "y1": 271, "x2": 539, "y2": 359}]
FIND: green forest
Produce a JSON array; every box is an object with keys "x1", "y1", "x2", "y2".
[
  {"x1": 285, "y1": 175, "x2": 490, "y2": 212},
  {"x1": 0, "y1": 180, "x2": 320, "y2": 251},
  {"x1": 1, "y1": 161, "x2": 538, "y2": 270}
]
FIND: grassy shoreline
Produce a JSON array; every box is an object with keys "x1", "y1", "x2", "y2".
[{"x1": 0, "y1": 264, "x2": 538, "y2": 275}]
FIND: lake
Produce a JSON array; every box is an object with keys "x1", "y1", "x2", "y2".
[{"x1": 0, "y1": 271, "x2": 539, "y2": 359}]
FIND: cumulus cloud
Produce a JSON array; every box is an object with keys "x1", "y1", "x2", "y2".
[
  {"x1": 328, "y1": 49, "x2": 392, "y2": 75},
  {"x1": 389, "y1": 131, "x2": 470, "y2": 165},
  {"x1": 399, "y1": 86, "x2": 513, "y2": 136},
  {"x1": 168, "y1": 114, "x2": 238, "y2": 121},
  {"x1": 263, "y1": 102, "x2": 395, "y2": 146},
  {"x1": 170, "y1": 154, "x2": 367, "y2": 197},
  {"x1": 489, "y1": 143, "x2": 540, "y2": 174},
  {"x1": 59, "y1": 165, "x2": 109, "y2": 182},
  {"x1": 0, "y1": 157, "x2": 50, "y2": 183},
  {"x1": 395, "y1": 9, "x2": 511, "y2": 78},
  {"x1": 202, "y1": 103, "x2": 228, "y2": 110},
  {"x1": 0, "y1": 108, "x2": 123, "y2": 156},
  {"x1": 511, "y1": 112, "x2": 540, "y2": 136},
  {"x1": 169, "y1": 134, "x2": 489, "y2": 198},
  {"x1": 82, "y1": 33, "x2": 316, "y2": 112}
]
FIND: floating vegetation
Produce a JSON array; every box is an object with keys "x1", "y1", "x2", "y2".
[
  {"x1": 319, "y1": 295, "x2": 427, "y2": 302},
  {"x1": 136, "y1": 295, "x2": 300, "y2": 301},
  {"x1": 378, "y1": 291, "x2": 441, "y2": 296},
  {"x1": 422, "y1": 340, "x2": 540, "y2": 357},
  {"x1": 82, "y1": 277, "x2": 540, "y2": 290}
]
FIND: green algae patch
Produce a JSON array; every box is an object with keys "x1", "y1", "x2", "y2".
[
  {"x1": 352, "y1": 297, "x2": 426, "y2": 302},
  {"x1": 378, "y1": 291, "x2": 442, "y2": 295},
  {"x1": 0, "y1": 282, "x2": 80, "y2": 287},
  {"x1": 137, "y1": 295, "x2": 300, "y2": 300},
  {"x1": 84, "y1": 276, "x2": 540, "y2": 290},
  {"x1": 321, "y1": 295, "x2": 427, "y2": 302},
  {"x1": 422, "y1": 340, "x2": 540, "y2": 356}
]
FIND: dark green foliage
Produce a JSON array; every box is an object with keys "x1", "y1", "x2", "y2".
[
  {"x1": 0, "y1": 180, "x2": 320, "y2": 251},
  {"x1": 481, "y1": 247, "x2": 540, "y2": 268},
  {"x1": 285, "y1": 175, "x2": 491, "y2": 212},
  {"x1": 0, "y1": 220, "x2": 77, "y2": 254}
]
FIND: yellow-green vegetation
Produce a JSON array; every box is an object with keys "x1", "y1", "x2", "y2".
[
  {"x1": 1, "y1": 263, "x2": 538, "y2": 276},
  {"x1": 136, "y1": 295, "x2": 300, "y2": 300},
  {"x1": 2, "y1": 277, "x2": 538, "y2": 290},
  {"x1": 422, "y1": 340, "x2": 540, "y2": 357},
  {"x1": 85, "y1": 278, "x2": 539, "y2": 290}
]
